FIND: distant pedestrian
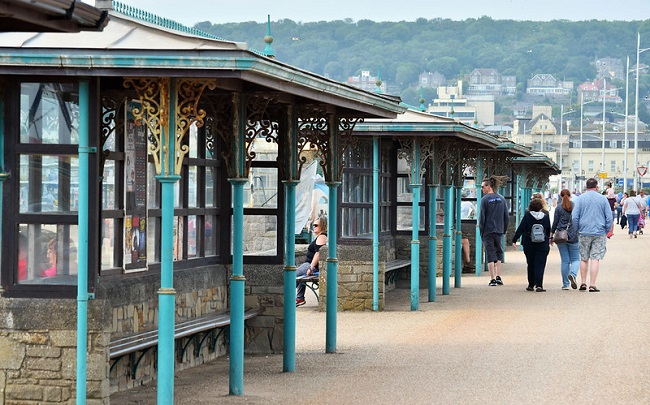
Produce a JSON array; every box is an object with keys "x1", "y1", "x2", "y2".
[
  {"x1": 512, "y1": 198, "x2": 551, "y2": 292},
  {"x1": 551, "y1": 189, "x2": 580, "y2": 290},
  {"x1": 479, "y1": 176, "x2": 509, "y2": 287},
  {"x1": 572, "y1": 178, "x2": 613, "y2": 292},
  {"x1": 622, "y1": 190, "x2": 642, "y2": 238}
]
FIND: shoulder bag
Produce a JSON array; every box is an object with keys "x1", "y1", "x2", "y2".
[{"x1": 553, "y1": 214, "x2": 570, "y2": 244}]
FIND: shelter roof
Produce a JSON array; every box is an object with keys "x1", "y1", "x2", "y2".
[
  {"x1": 353, "y1": 108, "x2": 510, "y2": 151},
  {"x1": 0, "y1": 0, "x2": 109, "y2": 32},
  {"x1": 0, "y1": 7, "x2": 405, "y2": 118}
]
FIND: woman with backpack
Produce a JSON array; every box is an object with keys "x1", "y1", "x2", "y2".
[
  {"x1": 551, "y1": 189, "x2": 580, "y2": 290},
  {"x1": 512, "y1": 198, "x2": 551, "y2": 292}
]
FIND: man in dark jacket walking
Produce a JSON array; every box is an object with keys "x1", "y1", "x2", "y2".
[{"x1": 479, "y1": 176, "x2": 510, "y2": 286}]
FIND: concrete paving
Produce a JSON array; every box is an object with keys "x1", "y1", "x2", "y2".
[{"x1": 111, "y1": 228, "x2": 650, "y2": 404}]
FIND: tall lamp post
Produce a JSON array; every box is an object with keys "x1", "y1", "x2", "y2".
[
  {"x1": 579, "y1": 94, "x2": 597, "y2": 190},
  {"x1": 634, "y1": 33, "x2": 650, "y2": 190},
  {"x1": 610, "y1": 110, "x2": 629, "y2": 190},
  {"x1": 559, "y1": 105, "x2": 575, "y2": 190},
  {"x1": 601, "y1": 78, "x2": 607, "y2": 188}
]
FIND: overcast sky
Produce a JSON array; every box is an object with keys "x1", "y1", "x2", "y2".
[{"x1": 108, "y1": 0, "x2": 649, "y2": 26}]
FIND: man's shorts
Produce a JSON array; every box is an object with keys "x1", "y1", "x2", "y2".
[
  {"x1": 482, "y1": 232, "x2": 504, "y2": 263},
  {"x1": 578, "y1": 235, "x2": 607, "y2": 261}
]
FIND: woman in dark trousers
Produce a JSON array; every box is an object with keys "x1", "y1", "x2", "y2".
[{"x1": 512, "y1": 199, "x2": 551, "y2": 292}]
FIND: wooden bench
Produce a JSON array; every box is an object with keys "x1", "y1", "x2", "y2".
[
  {"x1": 384, "y1": 259, "x2": 410, "y2": 286},
  {"x1": 109, "y1": 307, "x2": 264, "y2": 379},
  {"x1": 296, "y1": 272, "x2": 320, "y2": 301}
]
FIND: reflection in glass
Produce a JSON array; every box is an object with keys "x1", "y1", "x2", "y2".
[
  {"x1": 396, "y1": 206, "x2": 426, "y2": 231},
  {"x1": 101, "y1": 218, "x2": 117, "y2": 269},
  {"x1": 238, "y1": 215, "x2": 277, "y2": 256},
  {"x1": 20, "y1": 82, "x2": 79, "y2": 144},
  {"x1": 245, "y1": 167, "x2": 278, "y2": 208},
  {"x1": 18, "y1": 224, "x2": 78, "y2": 285},
  {"x1": 20, "y1": 155, "x2": 78, "y2": 213}
]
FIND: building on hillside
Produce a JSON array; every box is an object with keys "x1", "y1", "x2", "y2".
[
  {"x1": 426, "y1": 81, "x2": 478, "y2": 126},
  {"x1": 418, "y1": 71, "x2": 446, "y2": 88},
  {"x1": 347, "y1": 70, "x2": 386, "y2": 93},
  {"x1": 466, "y1": 68, "x2": 503, "y2": 95},
  {"x1": 577, "y1": 80, "x2": 622, "y2": 104},
  {"x1": 512, "y1": 112, "x2": 559, "y2": 152},
  {"x1": 595, "y1": 57, "x2": 624, "y2": 81},
  {"x1": 526, "y1": 74, "x2": 572, "y2": 96}
]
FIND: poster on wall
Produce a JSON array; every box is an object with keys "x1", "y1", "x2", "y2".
[{"x1": 124, "y1": 100, "x2": 148, "y2": 272}]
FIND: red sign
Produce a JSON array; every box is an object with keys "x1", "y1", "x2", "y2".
[{"x1": 638, "y1": 166, "x2": 648, "y2": 177}]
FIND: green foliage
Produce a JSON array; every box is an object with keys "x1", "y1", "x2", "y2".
[{"x1": 197, "y1": 18, "x2": 650, "y2": 97}]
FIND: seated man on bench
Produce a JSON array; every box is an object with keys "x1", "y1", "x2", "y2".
[{"x1": 296, "y1": 216, "x2": 327, "y2": 307}]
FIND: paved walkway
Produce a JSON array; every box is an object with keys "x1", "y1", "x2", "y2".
[{"x1": 111, "y1": 228, "x2": 650, "y2": 404}]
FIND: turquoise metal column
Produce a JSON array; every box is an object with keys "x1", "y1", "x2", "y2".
[
  {"x1": 325, "y1": 180, "x2": 339, "y2": 352},
  {"x1": 75, "y1": 79, "x2": 92, "y2": 405},
  {"x1": 157, "y1": 79, "x2": 178, "y2": 405},
  {"x1": 229, "y1": 178, "x2": 247, "y2": 393},
  {"x1": 372, "y1": 136, "x2": 379, "y2": 311},
  {"x1": 325, "y1": 114, "x2": 340, "y2": 353},
  {"x1": 474, "y1": 160, "x2": 483, "y2": 276},
  {"x1": 229, "y1": 93, "x2": 247, "y2": 394},
  {"x1": 454, "y1": 185, "x2": 462, "y2": 288},
  {"x1": 283, "y1": 105, "x2": 299, "y2": 371},
  {"x1": 427, "y1": 159, "x2": 438, "y2": 302},
  {"x1": 442, "y1": 184, "x2": 452, "y2": 295},
  {"x1": 282, "y1": 180, "x2": 298, "y2": 371},
  {"x1": 410, "y1": 139, "x2": 421, "y2": 311}
]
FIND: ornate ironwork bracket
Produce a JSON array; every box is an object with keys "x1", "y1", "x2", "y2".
[{"x1": 123, "y1": 77, "x2": 217, "y2": 176}]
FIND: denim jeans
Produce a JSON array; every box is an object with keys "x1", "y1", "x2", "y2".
[
  {"x1": 627, "y1": 214, "x2": 640, "y2": 234},
  {"x1": 557, "y1": 242, "x2": 580, "y2": 288}
]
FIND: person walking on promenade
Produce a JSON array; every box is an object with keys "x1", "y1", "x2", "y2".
[
  {"x1": 572, "y1": 178, "x2": 612, "y2": 292},
  {"x1": 622, "y1": 190, "x2": 642, "y2": 238},
  {"x1": 551, "y1": 189, "x2": 580, "y2": 290},
  {"x1": 479, "y1": 176, "x2": 510, "y2": 286},
  {"x1": 512, "y1": 198, "x2": 551, "y2": 292}
]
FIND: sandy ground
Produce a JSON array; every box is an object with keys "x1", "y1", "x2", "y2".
[{"x1": 111, "y1": 228, "x2": 650, "y2": 404}]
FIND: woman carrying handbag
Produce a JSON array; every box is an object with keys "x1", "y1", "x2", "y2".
[{"x1": 551, "y1": 189, "x2": 580, "y2": 290}]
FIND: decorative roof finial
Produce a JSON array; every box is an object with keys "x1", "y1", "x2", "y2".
[
  {"x1": 419, "y1": 89, "x2": 426, "y2": 111},
  {"x1": 375, "y1": 65, "x2": 382, "y2": 94},
  {"x1": 264, "y1": 15, "x2": 275, "y2": 58}
]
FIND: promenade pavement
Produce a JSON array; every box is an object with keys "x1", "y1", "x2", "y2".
[{"x1": 111, "y1": 227, "x2": 650, "y2": 404}]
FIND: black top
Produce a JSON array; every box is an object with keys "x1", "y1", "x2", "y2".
[
  {"x1": 512, "y1": 212, "x2": 551, "y2": 247},
  {"x1": 305, "y1": 233, "x2": 327, "y2": 269}
]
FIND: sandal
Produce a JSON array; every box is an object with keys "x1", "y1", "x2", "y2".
[
  {"x1": 579, "y1": 284, "x2": 587, "y2": 291},
  {"x1": 589, "y1": 286, "x2": 600, "y2": 292}
]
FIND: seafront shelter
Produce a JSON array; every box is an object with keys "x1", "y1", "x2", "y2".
[
  {"x1": 0, "y1": 2, "x2": 405, "y2": 402},
  {"x1": 338, "y1": 109, "x2": 559, "y2": 311}
]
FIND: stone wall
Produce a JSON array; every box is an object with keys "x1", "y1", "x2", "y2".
[
  {"x1": 0, "y1": 263, "x2": 283, "y2": 403},
  {"x1": 0, "y1": 298, "x2": 110, "y2": 404}
]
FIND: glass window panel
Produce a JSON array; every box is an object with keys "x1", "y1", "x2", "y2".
[
  {"x1": 174, "y1": 181, "x2": 181, "y2": 208},
  {"x1": 18, "y1": 224, "x2": 78, "y2": 285},
  {"x1": 188, "y1": 215, "x2": 198, "y2": 258},
  {"x1": 102, "y1": 160, "x2": 117, "y2": 210},
  {"x1": 205, "y1": 214, "x2": 216, "y2": 257},
  {"x1": 147, "y1": 161, "x2": 159, "y2": 209},
  {"x1": 341, "y1": 207, "x2": 372, "y2": 237},
  {"x1": 240, "y1": 215, "x2": 277, "y2": 256},
  {"x1": 189, "y1": 123, "x2": 198, "y2": 158},
  {"x1": 206, "y1": 166, "x2": 217, "y2": 207},
  {"x1": 247, "y1": 167, "x2": 278, "y2": 208},
  {"x1": 101, "y1": 218, "x2": 117, "y2": 269},
  {"x1": 188, "y1": 166, "x2": 198, "y2": 208},
  {"x1": 397, "y1": 155, "x2": 409, "y2": 174},
  {"x1": 396, "y1": 206, "x2": 426, "y2": 231},
  {"x1": 173, "y1": 216, "x2": 183, "y2": 261},
  {"x1": 397, "y1": 177, "x2": 424, "y2": 202},
  {"x1": 20, "y1": 83, "x2": 79, "y2": 144},
  {"x1": 147, "y1": 218, "x2": 159, "y2": 264},
  {"x1": 19, "y1": 154, "x2": 78, "y2": 213}
]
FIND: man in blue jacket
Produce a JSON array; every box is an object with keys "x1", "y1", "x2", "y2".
[
  {"x1": 479, "y1": 177, "x2": 510, "y2": 286},
  {"x1": 572, "y1": 178, "x2": 613, "y2": 292}
]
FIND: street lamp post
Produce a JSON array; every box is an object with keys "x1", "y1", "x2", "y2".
[
  {"x1": 559, "y1": 105, "x2": 575, "y2": 191},
  {"x1": 634, "y1": 33, "x2": 650, "y2": 190},
  {"x1": 601, "y1": 77, "x2": 606, "y2": 188},
  {"x1": 579, "y1": 94, "x2": 598, "y2": 190}
]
